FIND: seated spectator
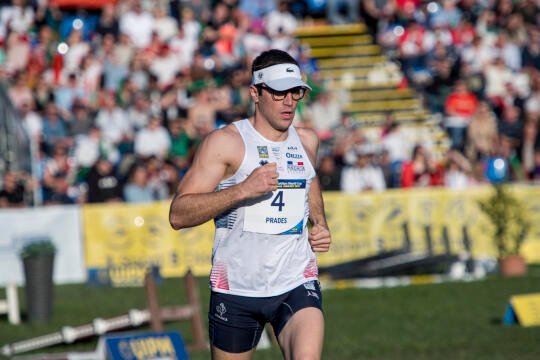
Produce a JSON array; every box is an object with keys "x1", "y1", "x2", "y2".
[
  {"x1": 265, "y1": 1, "x2": 297, "y2": 38},
  {"x1": 84, "y1": 157, "x2": 122, "y2": 203},
  {"x1": 327, "y1": 0, "x2": 359, "y2": 25},
  {"x1": 123, "y1": 162, "x2": 154, "y2": 203},
  {"x1": 41, "y1": 101, "x2": 71, "y2": 153},
  {"x1": 305, "y1": 89, "x2": 344, "y2": 141},
  {"x1": 380, "y1": 116, "x2": 412, "y2": 188},
  {"x1": 443, "y1": 80, "x2": 478, "y2": 151},
  {"x1": 465, "y1": 101, "x2": 498, "y2": 161},
  {"x1": 0, "y1": 170, "x2": 32, "y2": 208},
  {"x1": 497, "y1": 104, "x2": 524, "y2": 142},
  {"x1": 317, "y1": 154, "x2": 342, "y2": 191},
  {"x1": 134, "y1": 114, "x2": 171, "y2": 160},
  {"x1": 67, "y1": 101, "x2": 94, "y2": 138},
  {"x1": 42, "y1": 144, "x2": 75, "y2": 204},
  {"x1": 54, "y1": 72, "x2": 86, "y2": 116},
  {"x1": 401, "y1": 144, "x2": 444, "y2": 188},
  {"x1": 73, "y1": 126, "x2": 120, "y2": 182},
  {"x1": 444, "y1": 149, "x2": 474, "y2": 189},
  {"x1": 341, "y1": 146, "x2": 386, "y2": 193},
  {"x1": 95, "y1": 92, "x2": 133, "y2": 153}
]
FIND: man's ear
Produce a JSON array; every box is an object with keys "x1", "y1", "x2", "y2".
[{"x1": 249, "y1": 85, "x2": 259, "y2": 103}]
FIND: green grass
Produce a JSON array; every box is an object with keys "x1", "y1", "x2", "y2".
[{"x1": 1, "y1": 268, "x2": 540, "y2": 359}]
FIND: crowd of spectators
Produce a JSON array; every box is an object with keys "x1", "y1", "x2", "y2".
[{"x1": 0, "y1": 0, "x2": 539, "y2": 208}]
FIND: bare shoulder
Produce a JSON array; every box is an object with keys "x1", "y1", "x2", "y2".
[
  {"x1": 295, "y1": 126, "x2": 319, "y2": 158},
  {"x1": 198, "y1": 123, "x2": 243, "y2": 160}
]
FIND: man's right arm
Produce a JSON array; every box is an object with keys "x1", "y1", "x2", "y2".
[{"x1": 169, "y1": 126, "x2": 279, "y2": 230}]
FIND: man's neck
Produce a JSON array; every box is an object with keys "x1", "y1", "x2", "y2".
[{"x1": 250, "y1": 115, "x2": 290, "y2": 142}]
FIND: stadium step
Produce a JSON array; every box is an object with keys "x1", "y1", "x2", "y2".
[{"x1": 295, "y1": 22, "x2": 449, "y2": 155}]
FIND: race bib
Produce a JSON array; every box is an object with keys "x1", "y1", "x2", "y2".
[{"x1": 243, "y1": 179, "x2": 306, "y2": 235}]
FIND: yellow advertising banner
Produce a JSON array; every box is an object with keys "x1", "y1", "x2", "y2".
[
  {"x1": 82, "y1": 185, "x2": 540, "y2": 285},
  {"x1": 82, "y1": 201, "x2": 213, "y2": 286}
]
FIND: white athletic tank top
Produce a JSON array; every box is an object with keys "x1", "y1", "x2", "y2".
[{"x1": 210, "y1": 119, "x2": 318, "y2": 297}]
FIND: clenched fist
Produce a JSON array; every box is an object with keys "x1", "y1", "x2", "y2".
[
  {"x1": 240, "y1": 162, "x2": 279, "y2": 199},
  {"x1": 309, "y1": 224, "x2": 331, "y2": 253}
]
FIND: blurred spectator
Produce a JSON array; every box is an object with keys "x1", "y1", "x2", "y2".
[
  {"x1": 361, "y1": 0, "x2": 396, "y2": 36},
  {"x1": 380, "y1": 115, "x2": 411, "y2": 188},
  {"x1": 8, "y1": 71, "x2": 33, "y2": 109},
  {"x1": 18, "y1": 98, "x2": 42, "y2": 143},
  {"x1": 119, "y1": 0, "x2": 155, "y2": 49},
  {"x1": 54, "y1": 72, "x2": 86, "y2": 115},
  {"x1": 144, "y1": 156, "x2": 170, "y2": 200},
  {"x1": 42, "y1": 144, "x2": 74, "y2": 204},
  {"x1": 42, "y1": 101, "x2": 71, "y2": 152},
  {"x1": 327, "y1": 0, "x2": 359, "y2": 25},
  {"x1": 239, "y1": 0, "x2": 276, "y2": 19},
  {"x1": 305, "y1": 89, "x2": 343, "y2": 141},
  {"x1": 68, "y1": 101, "x2": 94, "y2": 138},
  {"x1": 521, "y1": 120, "x2": 539, "y2": 179},
  {"x1": 123, "y1": 162, "x2": 154, "y2": 203},
  {"x1": 95, "y1": 92, "x2": 133, "y2": 152},
  {"x1": 401, "y1": 144, "x2": 444, "y2": 187},
  {"x1": 265, "y1": 1, "x2": 297, "y2": 38},
  {"x1": 73, "y1": 126, "x2": 120, "y2": 180},
  {"x1": 63, "y1": 29, "x2": 90, "y2": 74},
  {"x1": 94, "y1": 2, "x2": 119, "y2": 39},
  {"x1": 134, "y1": 114, "x2": 171, "y2": 160},
  {"x1": 444, "y1": 149, "x2": 473, "y2": 189},
  {"x1": 497, "y1": 105, "x2": 524, "y2": 142},
  {"x1": 465, "y1": 101, "x2": 498, "y2": 161},
  {"x1": 443, "y1": 79, "x2": 478, "y2": 151},
  {"x1": 152, "y1": 6, "x2": 178, "y2": 42},
  {"x1": 0, "y1": 0, "x2": 34, "y2": 40},
  {"x1": 84, "y1": 157, "x2": 122, "y2": 203},
  {"x1": 494, "y1": 135, "x2": 526, "y2": 182},
  {"x1": 0, "y1": 170, "x2": 32, "y2": 208},
  {"x1": 341, "y1": 146, "x2": 386, "y2": 193},
  {"x1": 317, "y1": 154, "x2": 342, "y2": 191}
]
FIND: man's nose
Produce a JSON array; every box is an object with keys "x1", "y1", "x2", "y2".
[{"x1": 283, "y1": 92, "x2": 293, "y2": 105}]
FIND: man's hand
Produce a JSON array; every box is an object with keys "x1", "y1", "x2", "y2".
[
  {"x1": 309, "y1": 224, "x2": 331, "y2": 252},
  {"x1": 240, "y1": 162, "x2": 279, "y2": 199}
]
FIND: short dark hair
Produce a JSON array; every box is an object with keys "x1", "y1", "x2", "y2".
[{"x1": 252, "y1": 49, "x2": 298, "y2": 73}]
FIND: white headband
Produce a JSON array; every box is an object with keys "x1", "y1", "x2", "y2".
[{"x1": 252, "y1": 64, "x2": 311, "y2": 91}]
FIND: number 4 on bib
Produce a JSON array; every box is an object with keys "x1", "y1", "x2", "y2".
[{"x1": 243, "y1": 179, "x2": 306, "y2": 235}]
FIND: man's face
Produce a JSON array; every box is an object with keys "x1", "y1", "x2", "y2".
[{"x1": 251, "y1": 85, "x2": 302, "y2": 132}]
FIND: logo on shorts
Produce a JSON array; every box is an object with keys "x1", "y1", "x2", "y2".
[
  {"x1": 307, "y1": 291, "x2": 320, "y2": 300},
  {"x1": 257, "y1": 146, "x2": 269, "y2": 158},
  {"x1": 303, "y1": 281, "x2": 316, "y2": 291},
  {"x1": 216, "y1": 302, "x2": 228, "y2": 321}
]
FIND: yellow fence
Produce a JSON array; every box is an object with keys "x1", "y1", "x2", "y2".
[{"x1": 82, "y1": 185, "x2": 540, "y2": 285}]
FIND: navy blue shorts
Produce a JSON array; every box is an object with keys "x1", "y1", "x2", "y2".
[{"x1": 208, "y1": 280, "x2": 323, "y2": 353}]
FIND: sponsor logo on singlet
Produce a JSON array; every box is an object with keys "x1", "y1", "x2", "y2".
[
  {"x1": 257, "y1": 146, "x2": 269, "y2": 158},
  {"x1": 287, "y1": 161, "x2": 305, "y2": 173}
]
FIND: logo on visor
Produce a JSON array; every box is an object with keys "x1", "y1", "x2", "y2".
[
  {"x1": 286, "y1": 67, "x2": 294, "y2": 73},
  {"x1": 257, "y1": 72, "x2": 263, "y2": 80}
]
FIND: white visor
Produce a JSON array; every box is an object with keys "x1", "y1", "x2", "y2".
[{"x1": 252, "y1": 64, "x2": 311, "y2": 91}]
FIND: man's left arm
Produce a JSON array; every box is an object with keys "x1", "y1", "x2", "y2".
[{"x1": 297, "y1": 127, "x2": 331, "y2": 253}]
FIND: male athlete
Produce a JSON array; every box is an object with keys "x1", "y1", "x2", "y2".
[{"x1": 169, "y1": 49, "x2": 332, "y2": 360}]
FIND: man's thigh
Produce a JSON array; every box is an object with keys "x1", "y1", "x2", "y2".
[
  {"x1": 208, "y1": 291, "x2": 265, "y2": 355},
  {"x1": 278, "y1": 308, "x2": 324, "y2": 360}
]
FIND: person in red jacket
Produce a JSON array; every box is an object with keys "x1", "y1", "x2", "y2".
[
  {"x1": 444, "y1": 80, "x2": 479, "y2": 151},
  {"x1": 401, "y1": 144, "x2": 444, "y2": 187}
]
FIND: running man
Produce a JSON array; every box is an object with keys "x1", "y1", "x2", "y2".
[{"x1": 169, "y1": 49, "x2": 332, "y2": 360}]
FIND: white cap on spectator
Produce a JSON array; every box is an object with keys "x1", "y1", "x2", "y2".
[{"x1": 252, "y1": 64, "x2": 311, "y2": 91}]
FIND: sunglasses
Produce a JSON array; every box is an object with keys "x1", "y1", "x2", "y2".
[{"x1": 258, "y1": 85, "x2": 307, "y2": 101}]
